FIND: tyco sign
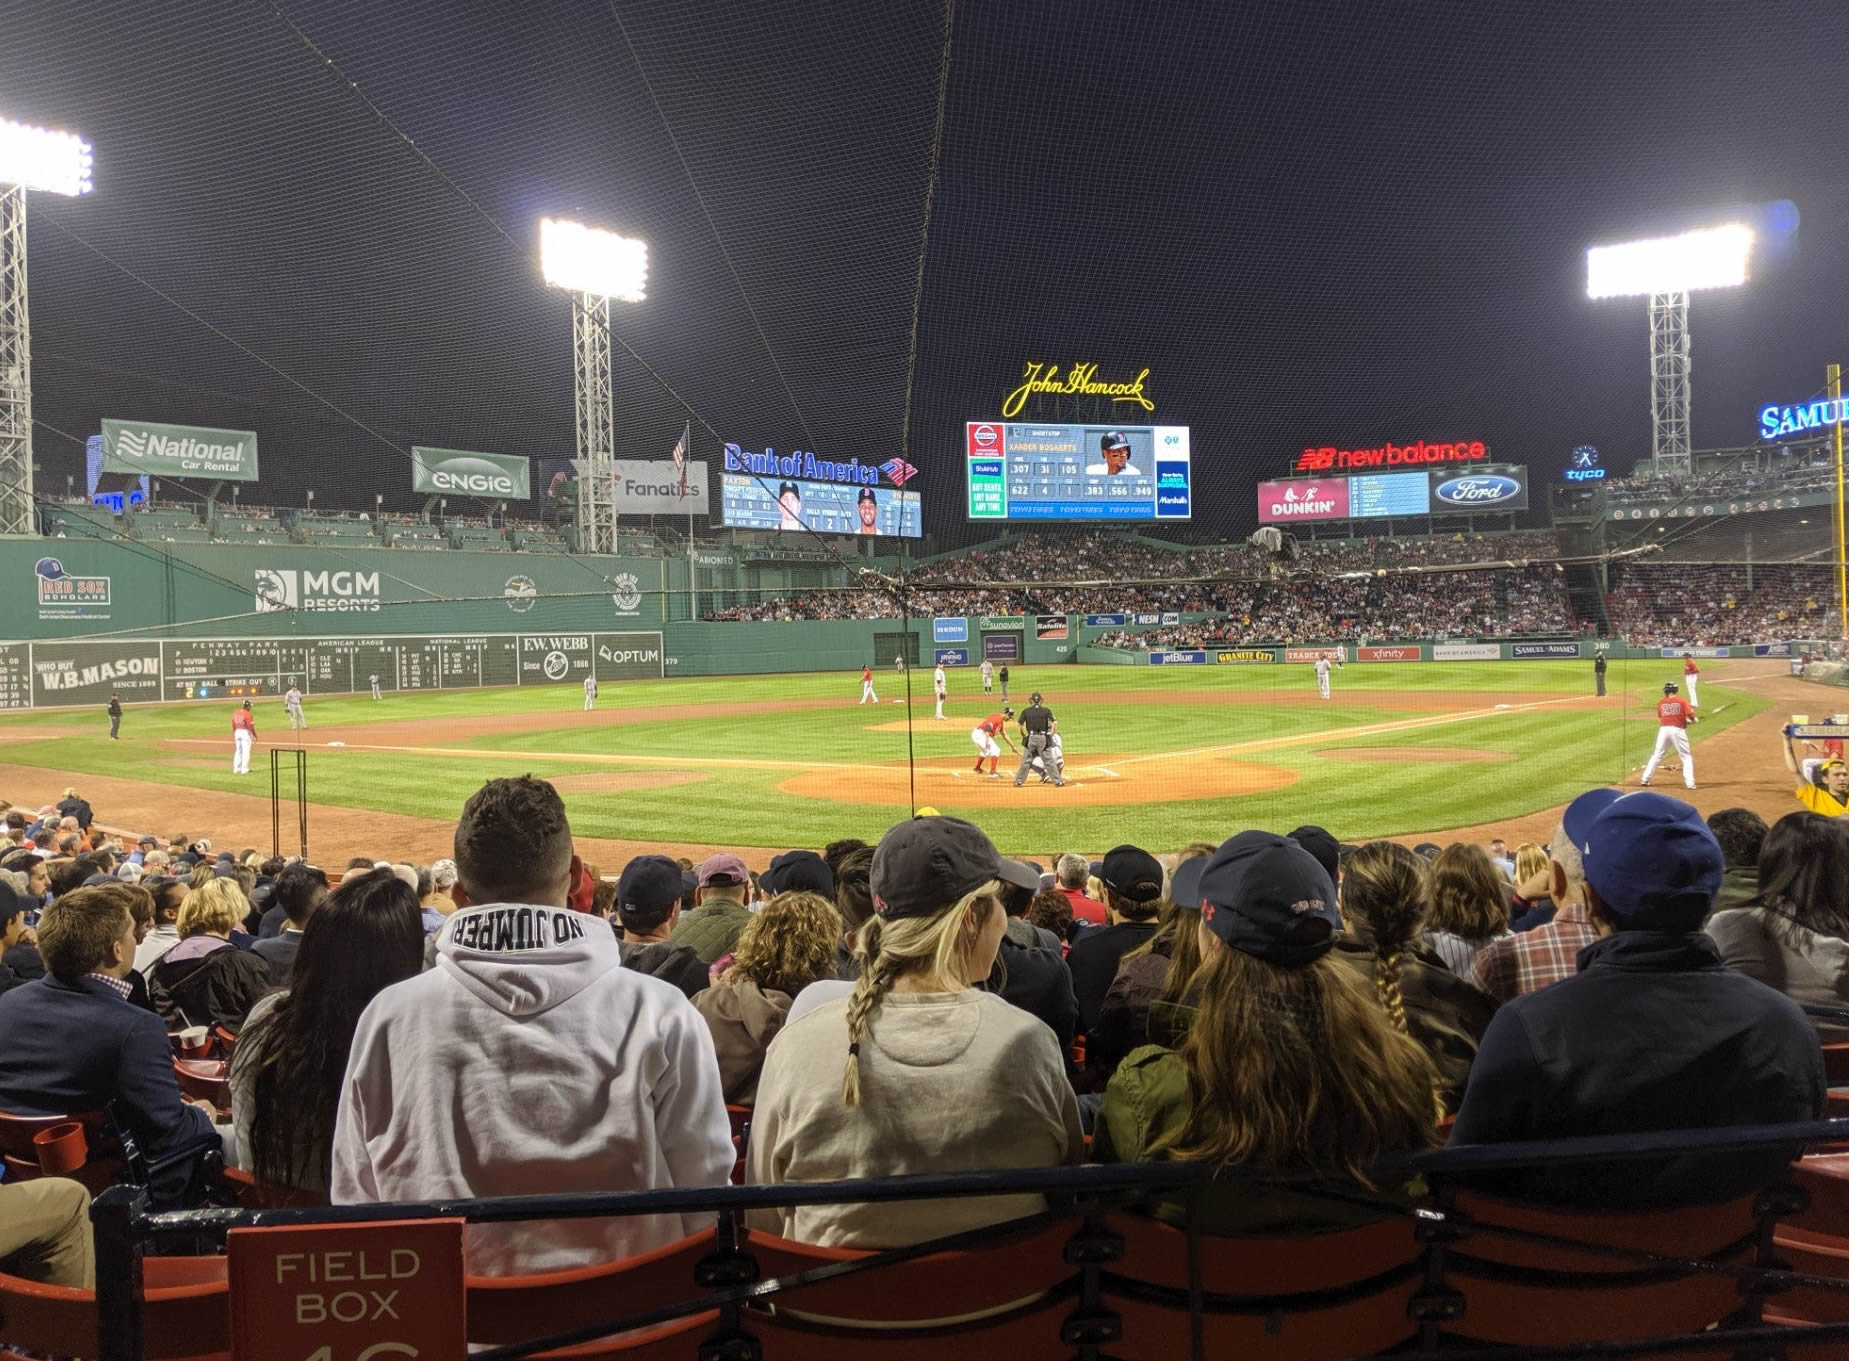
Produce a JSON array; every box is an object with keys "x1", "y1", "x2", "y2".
[
  {"x1": 411, "y1": 447, "x2": 531, "y2": 499},
  {"x1": 228, "y1": 1218, "x2": 465, "y2": 1361},
  {"x1": 102, "y1": 418, "x2": 259, "y2": 481}
]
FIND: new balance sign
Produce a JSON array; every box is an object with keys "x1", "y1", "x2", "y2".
[
  {"x1": 411, "y1": 447, "x2": 531, "y2": 500},
  {"x1": 102, "y1": 419, "x2": 258, "y2": 481}
]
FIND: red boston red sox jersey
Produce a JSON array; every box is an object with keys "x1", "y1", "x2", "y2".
[
  {"x1": 1656, "y1": 697, "x2": 1692, "y2": 729},
  {"x1": 977, "y1": 713, "x2": 1007, "y2": 736},
  {"x1": 232, "y1": 709, "x2": 256, "y2": 734},
  {"x1": 861, "y1": 667, "x2": 871, "y2": 683},
  {"x1": 1684, "y1": 657, "x2": 1699, "y2": 675}
]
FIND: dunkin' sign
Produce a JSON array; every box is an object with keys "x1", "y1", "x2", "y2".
[{"x1": 1256, "y1": 478, "x2": 1350, "y2": 523}]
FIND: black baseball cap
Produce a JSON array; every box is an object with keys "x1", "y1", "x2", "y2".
[
  {"x1": 0, "y1": 880, "x2": 25, "y2": 931},
  {"x1": 1168, "y1": 857, "x2": 1207, "y2": 910},
  {"x1": 1100, "y1": 845, "x2": 1164, "y2": 903},
  {"x1": 1197, "y1": 831, "x2": 1341, "y2": 968},
  {"x1": 777, "y1": 482, "x2": 799, "y2": 500},
  {"x1": 857, "y1": 486, "x2": 877, "y2": 504},
  {"x1": 760, "y1": 850, "x2": 834, "y2": 898},
  {"x1": 871, "y1": 816, "x2": 1039, "y2": 921},
  {"x1": 616, "y1": 855, "x2": 695, "y2": 918},
  {"x1": 1101, "y1": 431, "x2": 1130, "y2": 451},
  {"x1": 1286, "y1": 825, "x2": 1341, "y2": 885}
]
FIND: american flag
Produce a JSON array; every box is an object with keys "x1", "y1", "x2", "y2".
[
  {"x1": 669, "y1": 422, "x2": 688, "y2": 477},
  {"x1": 880, "y1": 457, "x2": 917, "y2": 487}
]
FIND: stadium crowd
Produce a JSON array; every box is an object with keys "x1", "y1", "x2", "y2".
[
  {"x1": 0, "y1": 767, "x2": 1839, "y2": 1292},
  {"x1": 1604, "y1": 457, "x2": 1837, "y2": 507},
  {"x1": 1608, "y1": 564, "x2": 1842, "y2": 646}
]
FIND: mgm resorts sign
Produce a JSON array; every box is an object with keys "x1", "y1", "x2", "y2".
[{"x1": 411, "y1": 447, "x2": 532, "y2": 499}]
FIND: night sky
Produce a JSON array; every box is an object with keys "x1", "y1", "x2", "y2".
[{"x1": 3, "y1": 0, "x2": 1844, "y2": 542}]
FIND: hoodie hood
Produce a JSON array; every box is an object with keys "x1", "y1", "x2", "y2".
[{"x1": 436, "y1": 902, "x2": 623, "y2": 1018}]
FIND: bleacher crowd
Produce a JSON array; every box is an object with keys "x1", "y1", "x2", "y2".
[{"x1": 0, "y1": 768, "x2": 1841, "y2": 1306}]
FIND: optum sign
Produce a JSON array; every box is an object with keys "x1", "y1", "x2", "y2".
[{"x1": 411, "y1": 447, "x2": 532, "y2": 500}]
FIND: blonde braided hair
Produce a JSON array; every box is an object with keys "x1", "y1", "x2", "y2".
[
  {"x1": 1336, "y1": 841, "x2": 1430, "y2": 1039},
  {"x1": 839, "y1": 879, "x2": 1001, "y2": 1106}
]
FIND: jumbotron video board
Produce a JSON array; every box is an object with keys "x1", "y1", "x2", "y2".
[
  {"x1": 965, "y1": 422, "x2": 1192, "y2": 522},
  {"x1": 719, "y1": 443, "x2": 922, "y2": 536},
  {"x1": 1256, "y1": 466, "x2": 1529, "y2": 524}
]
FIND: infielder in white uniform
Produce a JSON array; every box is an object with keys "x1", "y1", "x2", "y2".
[
  {"x1": 1315, "y1": 656, "x2": 1332, "y2": 701},
  {"x1": 284, "y1": 683, "x2": 307, "y2": 731},
  {"x1": 933, "y1": 664, "x2": 948, "y2": 720},
  {"x1": 369, "y1": 673, "x2": 382, "y2": 700},
  {"x1": 1639, "y1": 681, "x2": 1697, "y2": 790},
  {"x1": 980, "y1": 659, "x2": 994, "y2": 692},
  {"x1": 583, "y1": 674, "x2": 598, "y2": 711}
]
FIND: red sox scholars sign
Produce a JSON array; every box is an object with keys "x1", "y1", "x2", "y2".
[{"x1": 229, "y1": 1218, "x2": 465, "y2": 1361}]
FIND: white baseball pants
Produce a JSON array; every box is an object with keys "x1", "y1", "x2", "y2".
[
  {"x1": 860, "y1": 681, "x2": 877, "y2": 704},
  {"x1": 1641, "y1": 726, "x2": 1694, "y2": 788},
  {"x1": 1685, "y1": 675, "x2": 1699, "y2": 706},
  {"x1": 233, "y1": 730, "x2": 252, "y2": 774}
]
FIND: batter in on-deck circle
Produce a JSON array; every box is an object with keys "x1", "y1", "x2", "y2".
[
  {"x1": 1639, "y1": 681, "x2": 1697, "y2": 790},
  {"x1": 284, "y1": 682, "x2": 307, "y2": 730},
  {"x1": 1315, "y1": 655, "x2": 1332, "y2": 701},
  {"x1": 858, "y1": 663, "x2": 878, "y2": 705},
  {"x1": 971, "y1": 706, "x2": 1017, "y2": 779}
]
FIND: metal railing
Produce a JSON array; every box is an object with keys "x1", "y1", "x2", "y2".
[{"x1": 89, "y1": 1116, "x2": 1849, "y2": 1361}]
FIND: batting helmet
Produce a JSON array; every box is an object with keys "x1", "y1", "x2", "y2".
[
  {"x1": 1029, "y1": 691, "x2": 1043, "y2": 704},
  {"x1": 1663, "y1": 682, "x2": 1678, "y2": 694}
]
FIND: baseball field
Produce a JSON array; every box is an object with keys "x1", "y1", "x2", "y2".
[{"x1": 0, "y1": 658, "x2": 1799, "y2": 860}]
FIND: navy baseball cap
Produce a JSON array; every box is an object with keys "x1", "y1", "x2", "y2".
[
  {"x1": 1286, "y1": 825, "x2": 1341, "y2": 885},
  {"x1": 870, "y1": 816, "x2": 1039, "y2": 921},
  {"x1": 616, "y1": 855, "x2": 695, "y2": 918},
  {"x1": 1562, "y1": 788, "x2": 1624, "y2": 849},
  {"x1": 1101, "y1": 431, "x2": 1131, "y2": 451},
  {"x1": 857, "y1": 486, "x2": 877, "y2": 504},
  {"x1": 1581, "y1": 793, "x2": 1723, "y2": 932},
  {"x1": 0, "y1": 880, "x2": 25, "y2": 930},
  {"x1": 1100, "y1": 845, "x2": 1164, "y2": 903},
  {"x1": 1168, "y1": 856, "x2": 1207, "y2": 910},
  {"x1": 760, "y1": 850, "x2": 834, "y2": 899},
  {"x1": 1196, "y1": 831, "x2": 1341, "y2": 968}
]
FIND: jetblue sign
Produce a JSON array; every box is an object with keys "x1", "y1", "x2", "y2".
[{"x1": 1760, "y1": 397, "x2": 1848, "y2": 440}]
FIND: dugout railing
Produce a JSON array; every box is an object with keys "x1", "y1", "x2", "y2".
[{"x1": 84, "y1": 1117, "x2": 1849, "y2": 1361}]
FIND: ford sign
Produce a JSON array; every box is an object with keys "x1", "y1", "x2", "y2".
[{"x1": 1433, "y1": 474, "x2": 1523, "y2": 509}]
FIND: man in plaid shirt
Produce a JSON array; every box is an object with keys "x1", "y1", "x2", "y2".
[{"x1": 1470, "y1": 788, "x2": 1622, "y2": 1004}]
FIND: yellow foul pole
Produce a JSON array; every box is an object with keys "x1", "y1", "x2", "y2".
[{"x1": 1834, "y1": 363, "x2": 1847, "y2": 641}]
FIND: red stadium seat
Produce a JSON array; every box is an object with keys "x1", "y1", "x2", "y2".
[
  {"x1": 0, "y1": 1110, "x2": 119, "y2": 1192},
  {"x1": 0, "y1": 1257, "x2": 228, "y2": 1361},
  {"x1": 1769, "y1": 1153, "x2": 1849, "y2": 1324},
  {"x1": 466, "y1": 1229, "x2": 717, "y2": 1347},
  {"x1": 1436, "y1": 1189, "x2": 1763, "y2": 1348},
  {"x1": 1099, "y1": 1210, "x2": 1423, "y2": 1359},
  {"x1": 171, "y1": 1057, "x2": 229, "y2": 1107}
]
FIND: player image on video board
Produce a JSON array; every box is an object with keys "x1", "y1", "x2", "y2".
[
  {"x1": 721, "y1": 474, "x2": 922, "y2": 537},
  {"x1": 1085, "y1": 430, "x2": 1144, "y2": 476}
]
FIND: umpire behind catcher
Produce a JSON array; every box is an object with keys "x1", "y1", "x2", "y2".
[{"x1": 1015, "y1": 691, "x2": 1067, "y2": 788}]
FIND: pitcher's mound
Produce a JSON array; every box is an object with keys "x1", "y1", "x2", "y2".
[
  {"x1": 780, "y1": 754, "x2": 1297, "y2": 808},
  {"x1": 1315, "y1": 746, "x2": 1512, "y2": 764}
]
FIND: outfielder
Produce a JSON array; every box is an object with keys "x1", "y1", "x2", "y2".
[
  {"x1": 369, "y1": 673, "x2": 382, "y2": 700},
  {"x1": 284, "y1": 683, "x2": 307, "y2": 731},
  {"x1": 231, "y1": 700, "x2": 257, "y2": 775},
  {"x1": 981, "y1": 659, "x2": 994, "y2": 693},
  {"x1": 859, "y1": 664, "x2": 878, "y2": 705},
  {"x1": 933, "y1": 663, "x2": 948, "y2": 720},
  {"x1": 971, "y1": 707, "x2": 1016, "y2": 778},
  {"x1": 1682, "y1": 652, "x2": 1700, "y2": 707},
  {"x1": 1015, "y1": 691, "x2": 1066, "y2": 787},
  {"x1": 1315, "y1": 655, "x2": 1332, "y2": 701},
  {"x1": 1639, "y1": 681, "x2": 1697, "y2": 790},
  {"x1": 583, "y1": 673, "x2": 598, "y2": 711}
]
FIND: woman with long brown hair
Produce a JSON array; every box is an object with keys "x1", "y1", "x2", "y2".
[
  {"x1": 693, "y1": 891, "x2": 841, "y2": 1105},
  {"x1": 1332, "y1": 841, "x2": 1495, "y2": 1110},
  {"x1": 748, "y1": 817, "x2": 1081, "y2": 1246},
  {"x1": 1094, "y1": 832, "x2": 1441, "y2": 1231},
  {"x1": 1091, "y1": 848, "x2": 1213, "y2": 1074},
  {"x1": 1427, "y1": 842, "x2": 1512, "y2": 976}
]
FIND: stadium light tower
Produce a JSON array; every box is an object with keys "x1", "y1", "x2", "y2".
[
  {"x1": 540, "y1": 217, "x2": 647, "y2": 555},
  {"x1": 0, "y1": 117, "x2": 93, "y2": 537},
  {"x1": 1587, "y1": 223, "x2": 1754, "y2": 476}
]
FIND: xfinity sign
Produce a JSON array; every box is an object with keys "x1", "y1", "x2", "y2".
[{"x1": 411, "y1": 447, "x2": 531, "y2": 500}]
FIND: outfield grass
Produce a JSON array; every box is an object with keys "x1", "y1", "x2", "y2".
[{"x1": 0, "y1": 659, "x2": 1769, "y2": 852}]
